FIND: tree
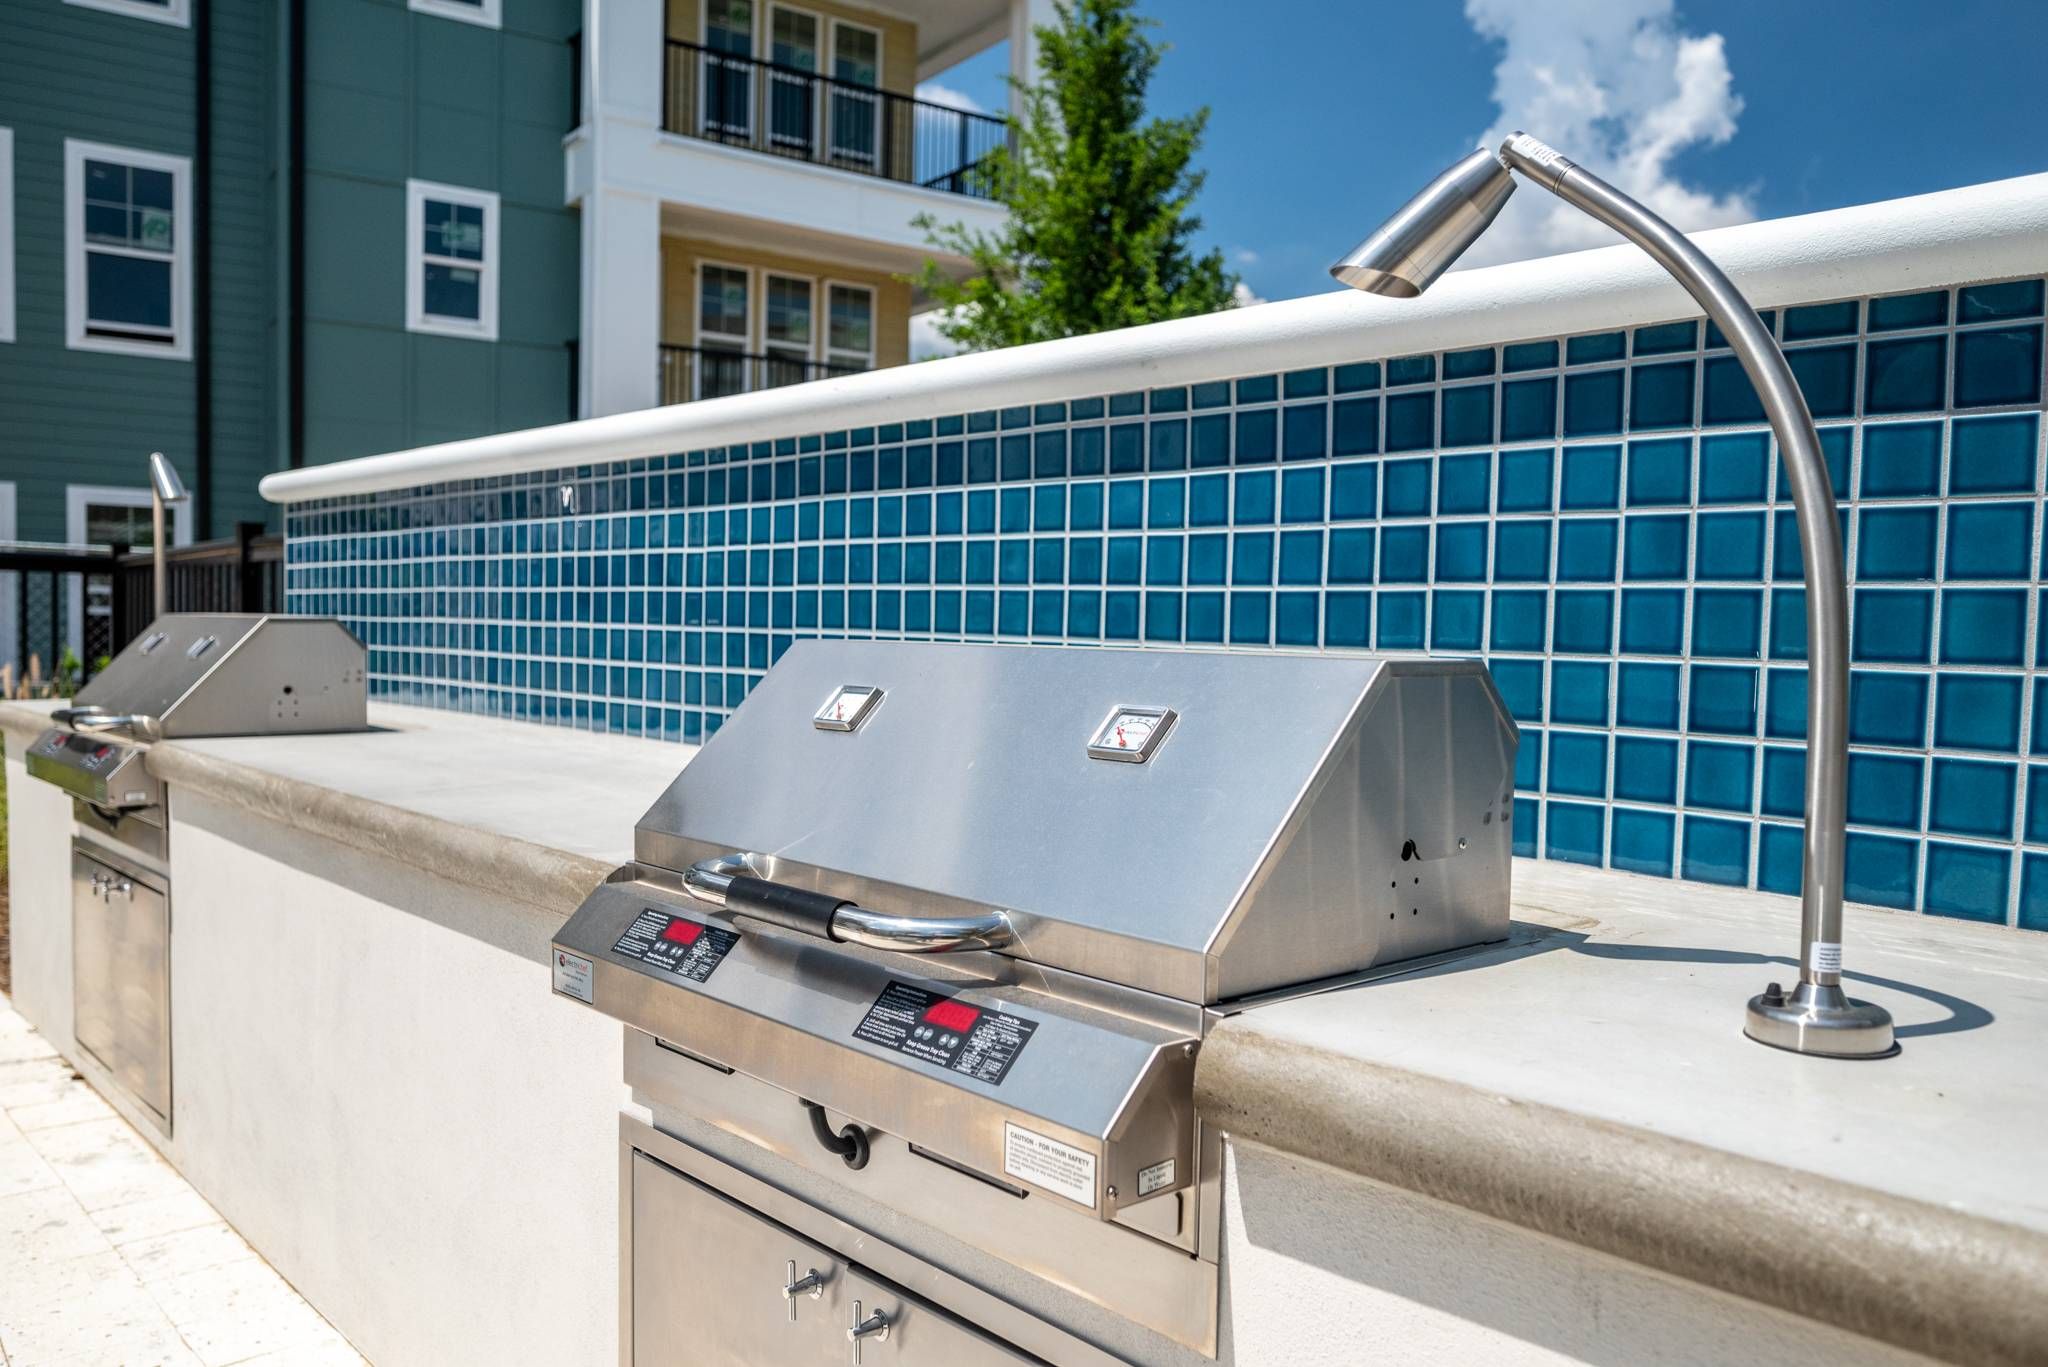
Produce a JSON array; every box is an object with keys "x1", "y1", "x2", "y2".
[{"x1": 911, "y1": 0, "x2": 1238, "y2": 352}]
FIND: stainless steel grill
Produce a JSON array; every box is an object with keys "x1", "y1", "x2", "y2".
[
  {"x1": 24, "y1": 613, "x2": 366, "y2": 1130},
  {"x1": 554, "y1": 641, "x2": 1517, "y2": 1363}
]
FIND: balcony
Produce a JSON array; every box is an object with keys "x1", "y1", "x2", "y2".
[
  {"x1": 661, "y1": 40, "x2": 1008, "y2": 200},
  {"x1": 660, "y1": 344, "x2": 865, "y2": 405}
]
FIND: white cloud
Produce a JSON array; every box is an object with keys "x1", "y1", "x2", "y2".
[
  {"x1": 1457, "y1": 0, "x2": 1757, "y2": 268},
  {"x1": 915, "y1": 82, "x2": 986, "y2": 115},
  {"x1": 1231, "y1": 247, "x2": 1260, "y2": 266},
  {"x1": 911, "y1": 308, "x2": 967, "y2": 360},
  {"x1": 1232, "y1": 280, "x2": 1267, "y2": 308}
]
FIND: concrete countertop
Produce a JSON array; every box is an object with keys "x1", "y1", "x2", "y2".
[
  {"x1": 0, "y1": 699, "x2": 691, "y2": 914},
  {"x1": 1199, "y1": 858, "x2": 2048, "y2": 1366},
  {"x1": 9, "y1": 698, "x2": 2043, "y2": 1362}
]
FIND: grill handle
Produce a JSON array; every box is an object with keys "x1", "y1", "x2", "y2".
[
  {"x1": 684, "y1": 855, "x2": 1016, "y2": 954},
  {"x1": 52, "y1": 708, "x2": 151, "y2": 735}
]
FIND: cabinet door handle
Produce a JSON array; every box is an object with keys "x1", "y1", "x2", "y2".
[
  {"x1": 848, "y1": 1300, "x2": 889, "y2": 1363},
  {"x1": 783, "y1": 1260, "x2": 823, "y2": 1321}
]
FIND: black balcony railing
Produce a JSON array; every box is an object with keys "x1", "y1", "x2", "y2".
[
  {"x1": 662, "y1": 40, "x2": 1008, "y2": 200},
  {"x1": 660, "y1": 345, "x2": 865, "y2": 405}
]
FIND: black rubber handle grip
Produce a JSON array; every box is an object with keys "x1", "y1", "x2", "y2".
[{"x1": 725, "y1": 876, "x2": 847, "y2": 940}]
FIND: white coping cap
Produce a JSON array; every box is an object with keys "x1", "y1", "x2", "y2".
[{"x1": 262, "y1": 172, "x2": 2048, "y2": 505}]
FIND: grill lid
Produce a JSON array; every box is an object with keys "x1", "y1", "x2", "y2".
[
  {"x1": 634, "y1": 641, "x2": 1516, "y2": 1003},
  {"x1": 67, "y1": 613, "x2": 367, "y2": 738}
]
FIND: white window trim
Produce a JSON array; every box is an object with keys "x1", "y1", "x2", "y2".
[
  {"x1": 409, "y1": 0, "x2": 500, "y2": 29},
  {"x1": 695, "y1": 259, "x2": 754, "y2": 351},
  {"x1": 0, "y1": 128, "x2": 14, "y2": 344},
  {"x1": 64, "y1": 138, "x2": 194, "y2": 361},
  {"x1": 761, "y1": 270, "x2": 815, "y2": 358},
  {"x1": 828, "y1": 17, "x2": 884, "y2": 85},
  {"x1": 63, "y1": 0, "x2": 190, "y2": 28},
  {"x1": 824, "y1": 279, "x2": 876, "y2": 371},
  {"x1": 406, "y1": 179, "x2": 500, "y2": 341},
  {"x1": 765, "y1": 4, "x2": 824, "y2": 153},
  {"x1": 825, "y1": 18, "x2": 885, "y2": 170},
  {"x1": 699, "y1": 0, "x2": 760, "y2": 140},
  {"x1": 65, "y1": 484, "x2": 190, "y2": 662}
]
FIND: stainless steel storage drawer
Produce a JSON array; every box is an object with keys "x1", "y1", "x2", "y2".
[
  {"x1": 71, "y1": 846, "x2": 171, "y2": 1129},
  {"x1": 626, "y1": 1120, "x2": 1053, "y2": 1366}
]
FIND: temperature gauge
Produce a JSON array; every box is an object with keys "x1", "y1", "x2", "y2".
[
  {"x1": 814, "y1": 684, "x2": 884, "y2": 733},
  {"x1": 1086, "y1": 705, "x2": 1177, "y2": 763}
]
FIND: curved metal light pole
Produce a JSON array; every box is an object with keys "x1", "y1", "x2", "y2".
[
  {"x1": 1331, "y1": 133, "x2": 1895, "y2": 1058},
  {"x1": 147, "y1": 451, "x2": 190, "y2": 622}
]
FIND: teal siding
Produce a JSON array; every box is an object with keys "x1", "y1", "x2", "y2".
[
  {"x1": 0, "y1": 0, "x2": 198, "y2": 542},
  {"x1": 0, "y1": 0, "x2": 578, "y2": 535},
  {"x1": 300, "y1": 0, "x2": 579, "y2": 466},
  {"x1": 206, "y1": 0, "x2": 281, "y2": 531}
]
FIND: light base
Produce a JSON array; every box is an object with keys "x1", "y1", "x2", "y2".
[{"x1": 1744, "y1": 980, "x2": 1898, "y2": 1058}]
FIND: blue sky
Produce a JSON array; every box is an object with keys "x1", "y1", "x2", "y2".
[{"x1": 920, "y1": 0, "x2": 2048, "y2": 306}]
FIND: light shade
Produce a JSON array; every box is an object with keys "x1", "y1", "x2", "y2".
[
  {"x1": 148, "y1": 451, "x2": 189, "y2": 505},
  {"x1": 1329, "y1": 147, "x2": 1516, "y2": 298}
]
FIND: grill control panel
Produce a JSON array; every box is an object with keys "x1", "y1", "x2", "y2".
[
  {"x1": 25, "y1": 727, "x2": 158, "y2": 810},
  {"x1": 32, "y1": 731, "x2": 125, "y2": 773}
]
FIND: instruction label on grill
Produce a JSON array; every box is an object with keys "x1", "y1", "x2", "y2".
[
  {"x1": 1003, "y1": 1123, "x2": 1097, "y2": 1209},
  {"x1": 611, "y1": 909, "x2": 739, "y2": 983},
  {"x1": 851, "y1": 981, "x2": 1038, "y2": 1086}
]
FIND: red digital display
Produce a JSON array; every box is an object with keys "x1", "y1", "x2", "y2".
[
  {"x1": 921, "y1": 999, "x2": 981, "y2": 1033},
  {"x1": 660, "y1": 918, "x2": 704, "y2": 946}
]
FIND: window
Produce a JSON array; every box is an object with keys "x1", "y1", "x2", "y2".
[
  {"x1": 65, "y1": 139, "x2": 192, "y2": 359},
  {"x1": 826, "y1": 283, "x2": 874, "y2": 373},
  {"x1": 767, "y1": 6, "x2": 820, "y2": 156},
  {"x1": 703, "y1": 0, "x2": 756, "y2": 138},
  {"x1": 697, "y1": 263, "x2": 752, "y2": 399},
  {"x1": 66, "y1": 484, "x2": 187, "y2": 661},
  {"x1": 63, "y1": 0, "x2": 190, "y2": 27},
  {"x1": 0, "y1": 128, "x2": 13, "y2": 344},
  {"x1": 828, "y1": 22, "x2": 882, "y2": 169},
  {"x1": 406, "y1": 180, "x2": 499, "y2": 340},
  {"x1": 763, "y1": 274, "x2": 813, "y2": 387},
  {"x1": 408, "y1": 0, "x2": 500, "y2": 28}
]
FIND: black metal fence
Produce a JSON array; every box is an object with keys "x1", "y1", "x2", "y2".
[
  {"x1": 0, "y1": 525, "x2": 282, "y2": 695},
  {"x1": 659, "y1": 344, "x2": 864, "y2": 405},
  {"x1": 662, "y1": 39, "x2": 1007, "y2": 199}
]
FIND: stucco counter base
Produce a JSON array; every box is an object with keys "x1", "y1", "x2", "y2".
[{"x1": 1199, "y1": 858, "x2": 2048, "y2": 1367}]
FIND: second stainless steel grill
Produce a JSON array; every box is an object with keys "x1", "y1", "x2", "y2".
[
  {"x1": 554, "y1": 641, "x2": 1517, "y2": 1362},
  {"x1": 24, "y1": 613, "x2": 367, "y2": 1132}
]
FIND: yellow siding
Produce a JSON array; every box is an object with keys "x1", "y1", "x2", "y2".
[
  {"x1": 662, "y1": 235, "x2": 912, "y2": 368},
  {"x1": 665, "y1": 0, "x2": 916, "y2": 97}
]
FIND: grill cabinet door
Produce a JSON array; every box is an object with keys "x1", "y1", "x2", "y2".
[
  {"x1": 71, "y1": 849, "x2": 171, "y2": 1126},
  {"x1": 629, "y1": 1153, "x2": 1043, "y2": 1365},
  {"x1": 631, "y1": 1153, "x2": 844, "y2": 1365}
]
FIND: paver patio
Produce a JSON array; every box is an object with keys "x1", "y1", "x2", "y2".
[{"x1": 0, "y1": 996, "x2": 364, "y2": 1366}]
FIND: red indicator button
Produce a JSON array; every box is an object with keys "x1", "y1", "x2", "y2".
[
  {"x1": 660, "y1": 918, "x2": 704, "y2": 946},
  {"x1": 922, "y1": 999, "x2": 981, "y2": 1034}
]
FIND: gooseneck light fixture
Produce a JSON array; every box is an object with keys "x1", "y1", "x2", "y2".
[
  {"x1": 1332, "y1": 134, "x2": 1896, "y2": 1059},
  {"x1": 147, "y1": 451, "x2": 190, "y2": 623}
]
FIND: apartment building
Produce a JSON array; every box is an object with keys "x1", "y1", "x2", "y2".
[
  {"x1": 573, "y1": 0, "x2": 1046, "y2": 417},
  {"x1": 0, "y1": 0, "x2": 1036, "y2": 548}
]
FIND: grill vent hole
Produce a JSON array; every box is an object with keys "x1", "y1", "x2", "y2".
[{"x1": 1400, "y1": 840, "x2": 1418, "y2": 861}]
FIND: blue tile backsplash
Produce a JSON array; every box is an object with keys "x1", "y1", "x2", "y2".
[{"x1": 286, "y1": 276, "x2": 2048, "y2": 930}]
